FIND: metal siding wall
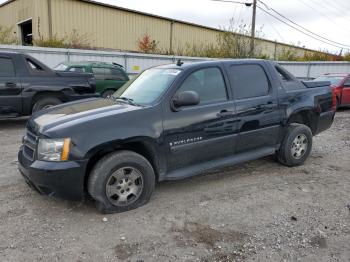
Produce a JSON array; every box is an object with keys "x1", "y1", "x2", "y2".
[
  {"x1": 0, "y1": 0, "x2": 35, "y2": 40},
  {"x1": 50, "y1": 0, "x2": 171, "y2": 51},
  {"x1": 279, "y1": 62, "x2": 350, "y2": 78},
  {"x1": 172, "y1": 23, "x2": 218, "y2": 51}
]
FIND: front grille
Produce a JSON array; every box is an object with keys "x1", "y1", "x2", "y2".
[{"x1": 23, "y1": 129, "x2": 38, "y2": 160}]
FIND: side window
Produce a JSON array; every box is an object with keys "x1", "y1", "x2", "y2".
[
  {"x1": 0, "y1": 58, "x2": 15, "y2": 77},
  {"x1": 106, "y1": 68, "x2": 127, "y2": 81},
  {"x1": 69, "y1": 67, "x2": 86, "y2": 73},
  {"x1": 176, "y1": 67, "x2": 227, "y2": 105},
  {"x1": 229, "y1": 64, "x2": 269, "y2": 99},
  {"x1": 275, "y1": 65, "x2": 293, "y2": 81},
  {"x1": 26, "y1": 58, "x2": 44, "y2": 72},
  {"x1": 343, "y1": 77, "x2": 350, "y2": 86},
  {"x1": 92, "y1": 67, "x2": 106, "y2": 80}
]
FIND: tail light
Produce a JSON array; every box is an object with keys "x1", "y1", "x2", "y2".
[{"x1": 331, "y1": 86, "x2": 337, "y2": 110}]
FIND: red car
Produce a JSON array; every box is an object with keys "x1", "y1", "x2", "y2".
[{"x1": 314, "y1": 74, "x2": 350, "y2": 108}]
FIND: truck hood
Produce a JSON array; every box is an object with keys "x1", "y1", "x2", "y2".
[{"x1": 28, "y1": 98, "x2": 141, "y2": 134}]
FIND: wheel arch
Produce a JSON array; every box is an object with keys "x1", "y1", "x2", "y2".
[
  {"x1": 84, "y1": 137, "x2": 161, "y2": 190},
  {"x1": 286, "y1": 108, "x2": 318, "y2": 134},
  {"x1": 30, "y1": 91, "x2": 66, "y2": 112}
]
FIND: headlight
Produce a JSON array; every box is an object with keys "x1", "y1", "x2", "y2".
[{"x1": 37, "y1": 138, "x2": 71, "y2": 161}]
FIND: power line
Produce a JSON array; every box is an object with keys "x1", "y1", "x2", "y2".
[
  {"x1": 260, "y1": 8, "x2": 285, "y2": 42},
  {"x1": 258, "y1": 1, "x2": 350, "y2": 49},
  {"x1": 295, "y1": 0, "x2": 350, "y2": 35},
  {"x1": 256, "y1": 4, "x2": 348, "y2": 50},
  {"x1": 309, "y1": 0, "x2": 350, "y2": 19},
  {"x1": 210, "y1": 0, "x2": 252, "y2": 5}
]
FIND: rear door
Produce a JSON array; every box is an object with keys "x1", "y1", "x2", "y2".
[
  {"x1": 227, "y1": 63, "x2": 281, "y2": 153},
  {"x1": 104, "y1": 67, "x2": 128, "y2": 90},
  {"x1": 0, "y1": 56, "x2": 22, "y2": 116},
  {"x1": 91, "y1": 67, "x2": 107, "y2": 93},
  {"x1": 341, "y1": 76, "x2": 350, "y2": 105},
  {"x1": 92, "y1": 67, "x2": 128, "y2": 94}
]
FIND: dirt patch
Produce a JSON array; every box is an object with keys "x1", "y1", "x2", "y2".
[
  {"x1": 172, "y1": 222, "x2": 247, "y2": 248},
  {"x1": 0, "y1": 207, "x2": 27, "y2": 220},
  {"x1": 115, "y1": 242, "x2": 141, "y2": 260},
  {"x1": 310, "y1": 236, "x2": 327, "y2": 249}
]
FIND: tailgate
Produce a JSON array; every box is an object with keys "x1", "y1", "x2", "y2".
[{"x1": 302, "y1": 81, "x2": 330, "y2": 88}]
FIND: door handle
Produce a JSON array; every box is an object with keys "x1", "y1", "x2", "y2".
[
  {"x1": 5, "y1": 82, "x2": 17, "y2": 88},
  {"x1": 217, "y1": 109, "x2": 234, "y2": 117},
  {"x1": 263, "y1": 102, "x2": 276, "y2": 109},
  {"x1": 257, "y1": 102, "x2": 275, "y2": 109}
]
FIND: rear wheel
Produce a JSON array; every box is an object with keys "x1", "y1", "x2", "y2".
[
  {"x1": 101, "y1": 89, "x2": 115, "y2": 98},
  {"x1": 32, "y1": 97, "x2": 61, "y2": 113},
  {"x1": 276, "y1": 123, "x2": 313, "y2": 167},
  {"x1": 88, "y1": 150, "x2": 155, "y2": 213}
]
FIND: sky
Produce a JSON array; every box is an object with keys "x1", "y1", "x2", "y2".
[{"x1": 1, "y1": 0, "x2": 349, "y2": 53}]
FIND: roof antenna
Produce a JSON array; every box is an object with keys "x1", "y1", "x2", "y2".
[{"x1": 176, "y1": 59, "x2": 183, "y2": 66}]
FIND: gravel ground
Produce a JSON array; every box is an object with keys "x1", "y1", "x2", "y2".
[{"x1": 0, "y1": 110, "x2": 349, "y2": 262}]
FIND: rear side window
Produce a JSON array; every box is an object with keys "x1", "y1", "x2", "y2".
[
  {"x1": 176, "y1": 67, "x2": 227, "y2": 105},
  {"x1": 229, "y1": 64, "x2": 269, "y2": 99},
  {"x1": 26, "y1": 58, "x2": 44, "y2": 72},
  {"x1": 343, "y1": 77, "x2": 350, "y2": 86},
  {"x1": 0, "y1": 58, "x2": 15, "y2": 77},
  {"x1": 275, "y1": 65, "x2": 293, "y2": 81}
]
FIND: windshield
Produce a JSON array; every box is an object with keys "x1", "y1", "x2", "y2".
[
  {"x1": 314, "y1": 75, "x2": 344, "y2": 86},
  {"x1": 113, "y1": 68, "x2": 181, "y2": 105},
  {"x1": 54, "y1": 63, "x2": 68, "y2": 71}
]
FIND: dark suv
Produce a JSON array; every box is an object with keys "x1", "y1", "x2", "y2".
[{"x1": 18, "y1": 60, "x2": 335, "y2": 213}]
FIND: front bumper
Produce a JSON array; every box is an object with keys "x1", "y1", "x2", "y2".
[{"x1": 18, "y1": 146, "x2": 88, "y2": 201}]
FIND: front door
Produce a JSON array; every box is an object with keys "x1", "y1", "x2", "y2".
[
  {"x1": 226, "y1": 63, "x2": 281, "y2": 153},
  {"x1": 162, "y1": 66, "x2": 238, "y2": 173},
  {"x1": 0, "y1": 56, "x2": 22, "y2": 116}
]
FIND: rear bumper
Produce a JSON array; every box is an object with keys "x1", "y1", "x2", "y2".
[
  {"x1": 18, "y1": 146, "x2": 88, "y2": 201},
  {"x1": 315, "y1": 111, "x2": 335, "y2": 135}
]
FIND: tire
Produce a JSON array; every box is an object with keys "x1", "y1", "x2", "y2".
[
  {"x1": 88, "y1": 150, "x2": 155, "y2": 213},
  {"x1": 101, "y1": 89, "x2": 115, "y2": 98},
  {"x1": 32, "y1": 97, "x2": 62, "y2": 113},
  {"x1": 276, "y1": 123, "x2": 313, "y2": 167}
]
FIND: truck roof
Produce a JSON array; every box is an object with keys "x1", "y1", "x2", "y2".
[
  {"x1": 154, "y1": 59, "x2": 269, "y2": 70},
  {"x1": 0, "y1": 50, "x2": 21, "y2": 55}
]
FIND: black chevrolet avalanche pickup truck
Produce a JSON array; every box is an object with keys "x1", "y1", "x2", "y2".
[
  {"x1": 0, "y1": 51, "x2": 98, "y2": 118},
  {"x1": 18, "y1": 59, "x2": 336, "y2": 213}
]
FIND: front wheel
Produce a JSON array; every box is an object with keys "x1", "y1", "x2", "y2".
[
  {"x1": 32, "y1": 97, "x2": 62, "y2": 113},
  {"x1": 276, "y1": 123, "x2": 313, "y2": 167},
  {"x1": 88, "y1": 150, "x2": 155, "y2": 213}
]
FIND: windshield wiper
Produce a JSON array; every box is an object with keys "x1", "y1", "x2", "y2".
[{"x1": 112, "y1": 96, "x2": 142, "y2": 107}]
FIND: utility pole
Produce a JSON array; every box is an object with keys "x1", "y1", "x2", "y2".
[
  {"x1": 250, "y1": 0, "x2": 257, "y2": 57},
  {"x1": 47, "y1": 0, "x2": 53, "y2": 38}
]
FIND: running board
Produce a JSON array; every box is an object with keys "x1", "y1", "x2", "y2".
[{"x1": 165, "y1": 146, "x2": 276, "y2": 180}]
